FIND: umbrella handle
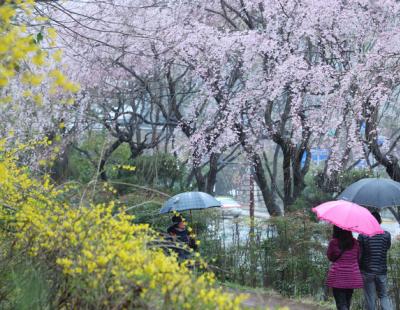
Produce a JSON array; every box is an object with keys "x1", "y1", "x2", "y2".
[{"x1": 189, "y1": 210, "x2": 195, "y2": 234}]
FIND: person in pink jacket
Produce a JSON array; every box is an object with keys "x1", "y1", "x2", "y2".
[{"x1": 326, "y1": 226, "x2": 364, "y2": 310}]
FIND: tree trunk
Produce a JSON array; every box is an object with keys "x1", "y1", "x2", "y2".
[
  {"x1": 290, "y1": 146, "x2": 311, "y2": 210},
  {"x1": 129, "y1": 142, "x2": 144, "y2": 160},
  {"x1": 50, "y1": 143, "x2": 72, "y2": 183},
  {"x1": 205, "y1": 153, "x2": 220, "y2": 194},
  {"x1": 282, "y1": 146, "x2": 292, "y2": 207},
  {"x1": 384, "y1": 158, "x2": 400, "y2": 182},
  {"x1": 99, "y1": 140, "x2": 123, "y2": 181},
  {"x1": 186, "y1": 168, "x2": 196, "y2": 188},
  {"x1": 235, "y1": 122, "x2": 281, "y2": 215},
  {"x1": 194, "y1": 167, "x2": 206, "y2": 192},
  {"x1": 252, "y1": 153, "x2": 282, "y2": 216}
]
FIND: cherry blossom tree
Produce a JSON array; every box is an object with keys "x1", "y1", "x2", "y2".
[
  {"x1": 42, "y1": 0, "x2": 400, "y2": 215},
  {"x1": 162, "y1": 0, "x2": 400, "y2": 214},
  {"x1": 155, "y1": 1, "x2": 391, "y2": 213}
]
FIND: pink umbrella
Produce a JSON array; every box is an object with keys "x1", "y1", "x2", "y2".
[{"x1": 312, "y1": 200, "x2": 384, "y2": 236}]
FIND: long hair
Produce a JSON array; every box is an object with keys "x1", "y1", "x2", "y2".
[{"x1": 332, "y1": 226, "x2": 354, "y2": 251}]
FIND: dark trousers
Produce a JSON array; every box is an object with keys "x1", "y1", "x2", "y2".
[{"x1": 333, "y1": 288, "x2": 354, "y2": 310}]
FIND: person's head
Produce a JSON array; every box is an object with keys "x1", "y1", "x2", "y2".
[
  {"x1": 371, "y1": 211, "x2": 382, "y2": 224},
  {"x1": 171, "y1": 214, "x2": 186, "y2": 229},
  {"x1": 332, "y1": 225, "x2": 354, "y2": 251}
]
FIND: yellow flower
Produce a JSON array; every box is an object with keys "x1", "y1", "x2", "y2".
[
  {"x1": 32, "y1": 51, "x2": 46, "y2": 66},
  {"x1": 47, "y1": 28, "x2": 57, "y2": 41},
  {"x1": 52, "y1": 50, "x2": 63, "y2": 62},
  {"x1": 87, "y1": 261, "x2": 97, "y2": 273},
  {"x1": 0, "y1": 6, "x2": 15, "y2": 23}
]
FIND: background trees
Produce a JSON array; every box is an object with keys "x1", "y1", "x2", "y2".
[{"x1": 36, "y1": 0, "x2": 400, "y2": 215}]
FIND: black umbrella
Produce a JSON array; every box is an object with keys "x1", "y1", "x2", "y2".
[
  {"x1": 337, "y1": 178, "x2": 400, "y2": 224},
  {"x1": 338, "y1": 178, "x2": 400, "y2": 208}
]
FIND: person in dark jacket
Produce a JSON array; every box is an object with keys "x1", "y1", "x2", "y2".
[
  {"x1": 326, "y1": 226, "x2": 363, "y2": 310},
  {"x1": 167, "y1": 214, "x2": 197, "y2": 259},
  {"x1": 358, "y1": 211, "x2": 392, "y2": 310}
]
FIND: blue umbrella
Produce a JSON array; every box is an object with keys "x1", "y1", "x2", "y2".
[{"x1": 159, "y1": 192, "x2": 221, "y2": 214}]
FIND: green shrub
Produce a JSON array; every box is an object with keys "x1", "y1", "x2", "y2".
[
  {"x1": 63, "y1": 133, "x2": 188, "y2": 193},
  {"x1": 115, "y1": 153, "x2": 187, "y2": 193}
]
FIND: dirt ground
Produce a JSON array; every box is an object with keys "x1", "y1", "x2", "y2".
[{"x1": 228, "y1": 288, "x2": 332, "y2": 310}]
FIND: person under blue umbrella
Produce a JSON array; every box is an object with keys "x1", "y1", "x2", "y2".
[{"x1": 167, "y1": 214, "x2": 197, "y2": 259}]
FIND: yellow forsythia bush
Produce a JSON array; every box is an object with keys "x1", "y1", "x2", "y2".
[
  {"x1": 0, "y1": 144, "x2": 245, "y2": 309},
  {"x1": 0, "y1": 3, "x2": 244, "y2": 308}
]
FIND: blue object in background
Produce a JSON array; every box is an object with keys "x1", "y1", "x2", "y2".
[
  {"x1": 360, "y1": 121, "x2": 366, "y2": 136},
  {"x1": 377, "y1": 136, "x2": 386, "y2": 146},
  {"x1": 301, "y1": 148, "x2": 330, "y2": 167}
]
